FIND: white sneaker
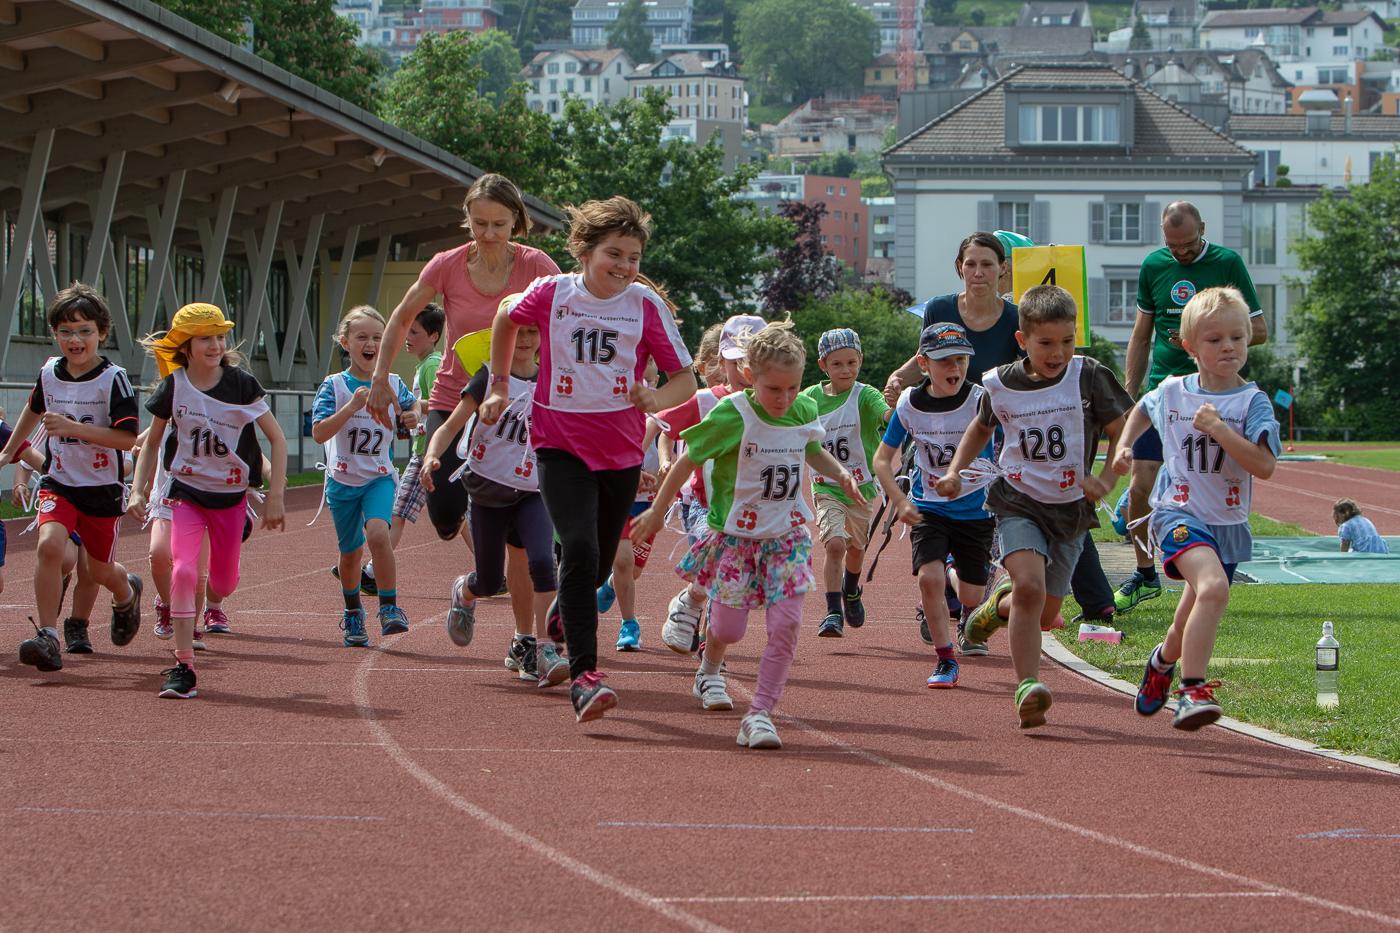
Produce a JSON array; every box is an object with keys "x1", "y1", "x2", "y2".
[
  {"x1": 692, "y1": 669, "x2": 733, "y2": 711},
  {"x1": 736, "y1": 710, "x2": 782, "y2": 749},
  {"x1": 662, "y1": 591, "x2": 702, "y2": 654}
]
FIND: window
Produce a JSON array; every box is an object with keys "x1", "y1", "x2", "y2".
[
  {"x1": 840, "y1": 186, "x2": 847, "y2": 196},
  {"x1": 1333, "y1": 25, "x2": 1348, "y2": 36},
  {"x1": 834, "y1": 235, "x2": 844, "y2": 246},
  {"x1": 604, "y1": 78, "x2": 610, "y2": 93},
  {"x1": 826, "y1": 185, "x2": 834, "y2": 195},
  {"x1": 1255, "y1": 284, "x2": 1276, "y2": 336},
  {"x1": 1244, "y1": 27, "x2": 1261, "y2": 38},
  {"x1": 1017, "y1": 104, "x2": 1120, "y2": 144},
  {"x1": 566, "y1": 78, "x2": 575, "y2": 92},
  {"x1": 832, "y1": 210, "x2": 842, "y2": 220},
  {"x1": 1242, "y1": 202, "x2": 1277, "y2": 265},
  {"x1": 1107, "y1": 202, "x2": 1142, "y2": 243},
  {"x1": 565, "y1": 62, "x2": 578, "y2": 73},
  {"x1": 548, "y1": 63, "x2": 559, "y2": 75},
  {"x1": 875, "y1": 69, "x2": 883, "y2": 81},
  {"x1": 1107, "y1": 277, "x2": 1135, "y2": 323},
  {"x1": 584, "y1": 78, "x2": 592, "y2": 92},
  {"x1": 549, "y1": 78, "x2": 557, "y2": 93},
  {"x1": 532, "y1": 80, "x2": 540, "y2": 93},
  {"x1": 1332, "y1": 45, "x2": 1348, "y2": 55},
  {"x1": 998, "y1": 201, "x2": 1031, "y2": 236}
]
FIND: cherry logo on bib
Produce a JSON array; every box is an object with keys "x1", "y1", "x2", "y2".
[
  {"x1": 1173, "y1": 482, "x2": 1190, "y2": 504},
  {"x1": 736, "y1": 508, "x2": 758, "y2": 531},
  {"x1": 612, "y1": 375, "x2": 628, "y2": 396},
  {"x1": 555, "y1": 374, "x2": 574, "y2": 396},
  {"x1": 1225, "y1": 485, "x2": 1241, "y2": 508}
]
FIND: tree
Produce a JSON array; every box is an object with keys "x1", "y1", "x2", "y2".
[
  {"x1": 1082, "y1": 331, "x2": 1123, "y2": 381},
  {"x1": 804, "y1": 151, "x2": 858, "y2": 178},
  {"x1": 1290, "y1": 154, "x2": 1400, "y2": 439},
  {"x1": 250, "y1": 0, "x2": 382, "y2": 109},
  {"x1": 739, "y1": 0, "x2": 878, "y2": 102},
  {"x1": 469, "y1": 29, "x2": 525, "y2": 102},
  {"x1": 969, "y1": 8, "x2": 986, "y2": 26},
  {"x1": 153, "y1": 0, "x2": 253, "y2": 42},
  {"x1": 924, "y1": 0, "x2": 957, "y2": 26},
  {"x1": 1130, "y1": 16, "x2": 1153, "y2": 50},
  {"x1": 608, "y1": 0, "x2": 655, "y2": 64},
  {"x1": 381, "y1": 31, "x2": 556, "y2": 194},
  {"x1": 760, "y1": 201, "x2": 842, "y2": 314},
  {"x1": 791, "y1": 287, "x2": 921, "y2": 388}
]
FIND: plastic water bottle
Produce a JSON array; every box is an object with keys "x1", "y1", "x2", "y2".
[{"x1": 1315, "y1": 621, "x2": 1339, "y2": 709}]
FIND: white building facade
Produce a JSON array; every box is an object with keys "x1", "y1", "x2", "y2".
[{"x1": 524, "y1": 48, "x2": 634, "y2": 116}]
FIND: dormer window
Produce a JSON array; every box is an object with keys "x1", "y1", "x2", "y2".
[{"x1": 1017, "y1": 103, "x2": 1121, "y2": 144}]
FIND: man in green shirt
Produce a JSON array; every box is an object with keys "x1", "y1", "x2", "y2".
[{"x1": 1117, "y1": 202, "x2": 1268, "y2": 610}]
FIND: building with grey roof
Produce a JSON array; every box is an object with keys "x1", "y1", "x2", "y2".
[{"x1": 571, "y1": 0, "x2": 693, "y2": 51}]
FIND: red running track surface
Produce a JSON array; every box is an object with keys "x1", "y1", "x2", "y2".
[
  {"x1": 1251, "y1": 460, "x2": 1400, "y2": 535},
  {"x1": 2, "y1": 486, "x2": 1397, "y2": 931}
]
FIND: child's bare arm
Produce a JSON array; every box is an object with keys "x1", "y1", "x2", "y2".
[
  {"x1": 311, "y1": 387, "x2": 369, "y2": 444},
  {"x1": 0, "y1": 408, "x2": 41, "y2": 464},
  {"x1": 1111, "y1": 405, "x2": 1151, "y2": 475},
  {"x1": 1082, "y1": 414, "x2": 1126, "y2": 502},
  {"x1": 254, "y1": 409, "x2": 288, "y2": 531},
  {"x1": 630, "y1": 451, "x2": 698, "y2": 543},
  {"x1": 41, "y1": 413, "x2": 134, "y2": 452},
  {"x1": 874, "y1": 442, "x2": 919, "y2": 525},
  {"x1": 126, "y1": 418, "x2": 167, "y2": 517},
  {"x1": 935, "y1": 420, "x2": 995, "y2": 498}
]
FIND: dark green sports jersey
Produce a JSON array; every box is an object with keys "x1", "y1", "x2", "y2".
[{"x1": 1135, "y1": 241, "x2": 1260, "y2": 390}]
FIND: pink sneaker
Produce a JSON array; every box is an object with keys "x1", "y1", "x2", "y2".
[
  {"x1": 203, "y1": 606, "x2": 231, "y2": 634},
  {"x1": 153, "y1": 597, "x2": 173, "y2": 640}
]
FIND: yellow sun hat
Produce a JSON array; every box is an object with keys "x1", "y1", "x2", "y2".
[{"x1": 151, "y1": 302, "x2": 236, "y2": 378}]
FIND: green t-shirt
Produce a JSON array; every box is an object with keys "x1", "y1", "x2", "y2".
[
  {"x1": 799, "y1": 381, "x2": 889, "y2": 504},
  {"x1": 680, "y1": 391, "x2": 823, "y2": 533},
  {"x1": 411, "y1": 351, "x2": 442, "y2": 456},
  {"x1": 1135, "y1": 241, "x2": 1261, "y2": 390}
]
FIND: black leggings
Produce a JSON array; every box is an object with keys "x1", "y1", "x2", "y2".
[
  {"x1": 536, "y1": 448, "x2": 640, "y2": 679},
  {"x1": 424, "y1": 409, "x2": 470, "y2": 540},
  {"x1": 467, "y1": 494, "x2": 556, "y2": 597}
]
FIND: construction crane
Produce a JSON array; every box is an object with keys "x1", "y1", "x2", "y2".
[{"x1": 896, "y1": 0, "x2": 917, "y2": 92}]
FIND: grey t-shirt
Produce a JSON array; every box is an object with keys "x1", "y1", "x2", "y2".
[{"x1": 976, "y1": 356, "x2": 1133, "y2": 540}]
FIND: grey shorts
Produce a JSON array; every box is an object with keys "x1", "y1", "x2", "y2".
[{"x1": 994, "y1": 515, "x2": 1086, "y2": 599}]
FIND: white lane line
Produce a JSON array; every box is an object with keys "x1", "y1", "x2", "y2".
[
  {"x1": 726, "y1": 683, "x2": 1400, "y2": 928},
  {"x1": 1299, "y1": 828, "x2": 1400, "y2": 841},
  {"x1": 1261, "y1": 480, "x2": 1400, "y2": 519},
  {"x1": 0, "y1": 735, "x2": 850, "y2": 756},
  {"x1": 13, "y1": 806, "x2": 383, "y2": 823},
  {"x1": 662, "y1": 891, "x2": 1282, "y2": 905},
  {"x1": 1278, "y1": 464, "x2": 1397, "y2": 492},
  {"x1": 352, "y1": 616, "x2": 730, "y2": 933},
  {"x1": 600, "y1": 821, "x2": 972, "y2": 834}
]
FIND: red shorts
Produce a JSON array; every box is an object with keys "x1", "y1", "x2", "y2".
[
  {"x1": 37, "y1": 490, "x2": 121, "y2": 564},
  {"x1": 620, "y1": 514, "x2": 655, "y2": 569}
]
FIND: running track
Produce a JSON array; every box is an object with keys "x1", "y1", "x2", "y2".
[
  {"x1": 1251, "y1": 460, "x2": 1400, "y2": 535},
  {"x1": 2, "y1": 487, "x2": 1397, "y2": 932}
]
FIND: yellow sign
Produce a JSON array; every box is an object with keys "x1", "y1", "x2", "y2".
[
  {"x1": 1011, "y1": 245, "x2": 1090, "y2": 347},
  {"x1": 452, "y1": 328, "x2": 492, "y2": 376}
]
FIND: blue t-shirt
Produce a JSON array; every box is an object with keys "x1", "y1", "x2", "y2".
[
  {"x1": 1339, "y1": 515, "x2": 1388, "y2": 554},
  {"x1": 881, "y1": 386, "x2": 993, "y2": 520},
  {"x1": 915, "y1": 294, "x2": 1023, "y2": 385},
  {"x1": 313, "y1": 371, "x2": 416, "y2": 424}
]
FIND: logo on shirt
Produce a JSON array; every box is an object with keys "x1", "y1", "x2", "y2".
[
  {"x1": 555, "y1": 304, "x2": 571, "y2": 320},
  {"x1": 1170, "y1": 280, "x2": 1196, "y2": 305},
  {"x1": 176, "y1": 405, "x2": 188, "y2": 419},
  {"x1": 742, "y1": 442, "x2": 757, "y2": 459}
]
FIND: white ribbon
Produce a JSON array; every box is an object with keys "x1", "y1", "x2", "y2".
[{"x1": 955, "y1": 456, "x2": 1010, "y2": 492}]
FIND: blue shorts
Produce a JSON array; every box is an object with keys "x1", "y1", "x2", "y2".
[
  {"x1": 1156, "y1": 514, "x2": 1238, "y2": 583},
  {"x1": 327, "y1": 475, "x2": 397, "y2": 554},
  {"x1": 1131, "y1": 425, "x2": 1163, "y2": 462}
]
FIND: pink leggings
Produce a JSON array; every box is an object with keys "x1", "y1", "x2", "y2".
[
  {"x1": 171, "y1": 499, "x2": 244, "y2": 616},
  {"x1": 707, "y1": 596, "x2": 803, "y2": 714}
]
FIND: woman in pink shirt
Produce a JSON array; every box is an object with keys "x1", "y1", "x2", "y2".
[
  {"x1": 368, "y1": 174, "x2": 560, "y2": 540},
  {"x1": 480, "y1": 196, "x2": 697, "y2": 724}
]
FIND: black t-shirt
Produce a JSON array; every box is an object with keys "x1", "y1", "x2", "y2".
[
  {"x1": 905, "y1": 378, "x2": 973, "y2": 413},
  {"x1": 29, "y1": 356, "x2": 139, "y2": 517},
  {"x1": 459, "y1": 365, "x2": 539, "y2": 508},
  {"x1": 919, "y1": 294, "x2": 1023, "y2": 385},
  {"x1": 146, "y1": 365, "x2": 266, "y2": 510}
]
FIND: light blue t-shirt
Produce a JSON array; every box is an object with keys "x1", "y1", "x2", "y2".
[
  {"x1": 313, "y1": 371, "x2": 415, "y2": 423},
  {"x1": 1339, "y1": 515, "x2": 1389, "y2": 554},
  {"x1": 882, "y1": 412, "x2": 993, "y2": 520}
]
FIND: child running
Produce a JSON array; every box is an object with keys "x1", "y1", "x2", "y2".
[
  {"x1": 1112, "y1": 286, "x2": 1279, "y2": 730},
  {"x1": 2, "y1": 284, "x2": 143, "y2": 674},
  {"x1": 632, "y1": 322, "x2": 864, "y2": 749},
  {"x1": 937, "y1": 285, "x2": 1131, "y2": 728},
  {"x1": 1333, "y1": 499, "x2": 1388, "y2": 554},
  {"x1": 312, "y1": 306, "x2": 420, "y2": 648},
  {"x1": 802, "y1": 328, "x2": 890, "y2": 638},
  {"x1": 874, "y1": 323, "x2": 995, "y2": 688},
  {"x1": 479, "y1": 196, "x2": 697, "y2": 723},
  {"x1": 422, "y1": 296, "x2": 569, "y2": 687},
  {"x1": 127, "y1": 302, "x2": 288, "y2": 697}
]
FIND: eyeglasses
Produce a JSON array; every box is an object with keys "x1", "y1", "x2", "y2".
[{"x1": 55, "y1": 327, "x2": 98, "y2": 341}]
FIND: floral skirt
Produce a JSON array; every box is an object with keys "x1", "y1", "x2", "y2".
[{"x1": 676, "y1": 526, "x2": 814, "y2": 610}]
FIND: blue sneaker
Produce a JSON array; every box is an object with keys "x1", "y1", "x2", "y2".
[
  {"x1": 597, "y1": 575, "x2": 617, "y2": 614},
  {"x1": 615, "y1": 618, "x2": 641, "y2": 651},
  {"x1": 378, "y1": 604, "x2": 409, "y2": 636},
  {"x1": 926, "y1": 657, "x2": 959, "y2": 689},
  {"x1": 340, "y1": 609, "x2": 369, "y2": 647}
]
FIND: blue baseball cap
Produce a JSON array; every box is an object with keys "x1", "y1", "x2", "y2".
[{"x1": 919, "y1": 322, "x2": 974, "y2": 360}]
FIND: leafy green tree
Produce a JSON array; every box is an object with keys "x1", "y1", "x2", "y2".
[
  {"x1": 738, "y1": 0, "x2": 878, "y2": 101},
  {"x1": 804, "y1": 151, "x2": 858, "y2": 177},
  {"x1": 250, "y1": 0, "x2": 382, "y2": 109},
  {"x1": 792, "y1": 287, "x2": 921, "y2": 388},
  {"x1": 924, "y1": 0, "x2": 957, "y2": 26},
  {"x1": 154, "y1": 0, "x2": 253, "y2": 42},
  {"x1": 969, "y1": 8, "x2": 986, "y2": 26},
  {"x1": 1082, "y1": 331, "x2": 1123, "y2": 381},
  {"x1": 469, "y1": 28, "x2": 525, "y2": 102},
  {"x1": 1130, "y1": 16, "x2": 1153, "y2": 50},
  {"x1": 381, "y1": 31, "x2": 556, "y2": 193},
  {"x1": 608, "y1": 0, "x2": 655, "y2": 64},
  {"x1": 1291, "y1": 153, "x2": 1400, "y2": 439}
]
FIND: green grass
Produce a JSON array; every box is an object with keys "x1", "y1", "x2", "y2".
[
  {"x1": 1290, "y1": 443, "x2": 1400, "y2": 473},
  {"x1": 1087, "y1": 472, "x2": 1316, "y2": 543},
  {"x1": 1055, "y1": 583, "x2": 1400, "y2": 764},
  {"x1": 747, "y1": 101, "x2": 789, "y2": 128},
  {"x1": 0, "y1": 469, "x2": 330, "y2": 521}
]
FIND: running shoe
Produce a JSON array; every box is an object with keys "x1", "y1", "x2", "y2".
[
  {"x1": 203, "y1": 606, "x2": 232, "y2": 634},
  {"x1": 378, "y1": 604, "x2": 409, "y2": 636},
  {"x1": 545, "y1": 596, "x2": 564, "y2": 644},
  {"x1": 570, "y1": 671, "x2": 618, "y2": 722},
  {"x1": 446, "y1": 574, "x2": 475, "y2": 647},
  {"x1": 19, "y1": 620, "x2": 62, "y2": 672},
  {"x1": 736, "y1": 710, "x2": 782, "y2": 750},
  {"x1": 158, "y1": 662, "x2": 198, "y2": 699},
  {"x1": 916, "y1": 606, "x2": 933, "y2": 646},
  {"x1": 692, "y1": 668, "x2": 734, "y2": 710},
  {"x1": 1113, "y1": 570, "x2": 1163, "y2": 613},
  {"x1": 964, "y1": 577, "x2": 1013, "y2": 645},
  {"x1": 62, "y1": 617, "x2": 92, "y2": 654},
  {"x1": 536, "y1": 642, "x2": 570, "y2": 689},
  {"x1": 597, "y1": 574, "x2": 617, "y2": 614},
  {"x1": 843, "y1": 586, "x2": 866, "y2": 628},
  {"x1": 191, "y1": 619, "x2": 206, "y2": 652},
  {"x1": 615, "y1": 619, "x2": 641, "y2": 651},
  {"x1": 110, "y1": 574, "x2": 142, "y2": 647},
  {"x1": 817, "y1": 611, "x2": 844, "y2": 638},
  {"x1": 926, "y1": 657, "x2": 960, "y2": 689},
  {"x1": 957, "y1": 620, "x2": 989, "y2": 657},
  {"x1": 340, "y1": 608, "x2": 369, "y2": 647},
  {"x1": 1172, "y1": 681, "x2": 1223, "y2": 732},
  {"x1": 505, "y1": 635, "x2": 537, "y2": 681},
  {"x1": 1015, "y1": 677, "x2": 1053, "y2": 729},
  {"x1": 330, "y1": 565, "x2": 378, "y2": 596},
  {"x1": 1135, "y1": 645, "x2": 1175, "y2": 717},
  {"x1": 662, "y1": 590, "x2": 702, "y2": 654},
  {"x1": 153, "y1": 597, "x2": 173, "y2": 640}
]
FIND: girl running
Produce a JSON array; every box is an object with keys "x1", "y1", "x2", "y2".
[
  {"x1": 128, "y1": 303, "x2": 288, "y2": 698},
  {"x1": 631, "y1": 322, "x2": 864, "y2": 750},
  {"x1": 479, "y1": 196, "x2": 697, "y2": 723},
  {"x1": 312, "y1": 306, "x2": 420, "y2": 648},
  {"x1": 422, "y1": 296, "x2": 569, "y2": 688}
]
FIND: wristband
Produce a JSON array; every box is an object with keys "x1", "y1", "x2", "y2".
[{"x1": 489, "y1": 373, "x2": 509, "y2": 386}]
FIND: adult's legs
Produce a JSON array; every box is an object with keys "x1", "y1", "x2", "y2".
[{"x1": 1069, "y1": 531, "x2": 1115, "y2": 619}]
